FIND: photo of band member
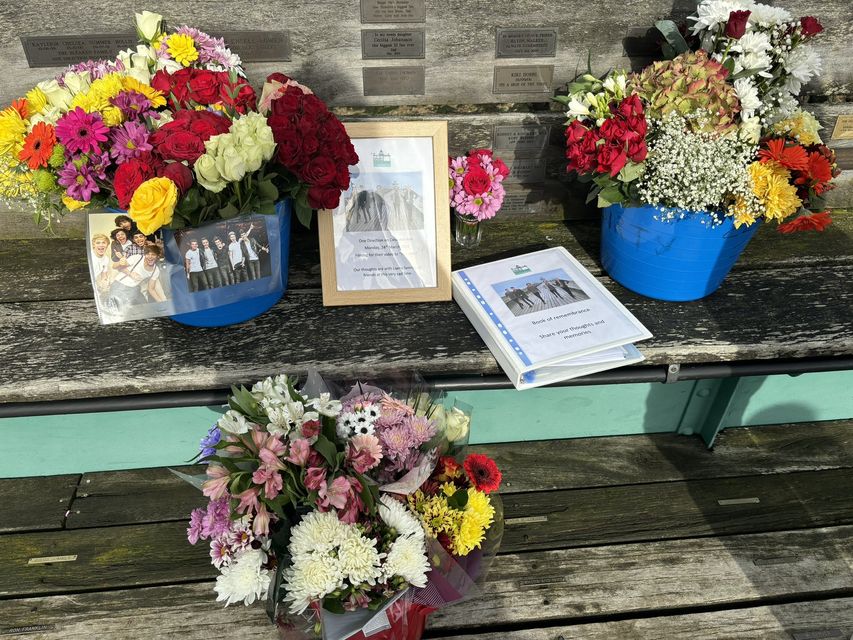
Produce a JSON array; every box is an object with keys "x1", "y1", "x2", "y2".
[
  {"x1": 87, "y1": 213, "x2": 172, "y2": 321},
  {"x1": 492, "y1": 268, "x2": 591, "y2": 318},
  {"x1": 174, "y1": 215, "x2": 272, "y2": 294}
]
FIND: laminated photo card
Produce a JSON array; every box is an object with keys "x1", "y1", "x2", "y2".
[{"x1": 452, "y1": 247, "x2": 652, "y2": 389}]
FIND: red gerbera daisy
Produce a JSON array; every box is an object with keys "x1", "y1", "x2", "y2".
[
  {"x1": 463, "y1": 454, "x2": 502, "y2": 493},
  {"x1": 778, "y1": 211, "x2": 832, "y2": 234},
  {"x1": 19, "y1": 122, "x2": 56, "y2": 170},
  {"x1": 759, "y1": 138, "x2": 809, "y2": 172}
]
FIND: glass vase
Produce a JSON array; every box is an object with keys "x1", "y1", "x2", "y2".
[{"x1": 454, "y1": 212, "x2": 482, "y2": 249}]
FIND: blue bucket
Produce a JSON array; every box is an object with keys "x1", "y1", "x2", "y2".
[
  {"x1": 170, "y1": 200, "x2": 292, "y2": 327},
  {"x1": 600, "y1": 203, "x2": 761, "y2": 302}
]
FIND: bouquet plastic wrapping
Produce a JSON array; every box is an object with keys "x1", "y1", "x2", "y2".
[{"x1": 179, "y1": 371, "x2": 504, "y2": 640}]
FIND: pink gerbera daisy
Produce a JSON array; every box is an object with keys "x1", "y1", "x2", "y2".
[{"x1": 55, "y1": 108, "x2": 109, "y2": 155}]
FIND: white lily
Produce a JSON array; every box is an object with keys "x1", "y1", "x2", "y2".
[
  {"x1": 311, "y1": 393, "x2": 342, "y2": 417},
  {"x1": 567, "y1": 98, "x2": 591, "y2": 118}
]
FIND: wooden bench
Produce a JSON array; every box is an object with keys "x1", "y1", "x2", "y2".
[{"x1": 2, "y1": 421, "x2": 852, "y2": 638}]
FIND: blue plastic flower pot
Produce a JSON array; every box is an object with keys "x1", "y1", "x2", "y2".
[
  {"x1": 600, "y1": 203, "x2": 761, "y2": 302},
  {"x1": 170, "y1": 199, "x2": 292, "y2": 327}
]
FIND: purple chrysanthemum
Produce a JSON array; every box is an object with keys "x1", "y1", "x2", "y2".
[
  {"x1": 187, "y1": 508, "x2": 204, "y2": 545},
  {"x1": 110, "y1": 120, "x2": 152, "y2": 161},
  {"x1": 57, "y1": 58, "x2": 125, "y2": 84},
  {"x1": 88, "y1": 150, "x2": 111, "y2": 180},
  {"x1": 200, "y1": 497, "x2": 232, "y2": 539},
  {"x1": 409, "y1": 415, "x2": 437, "y2": 445},
  {"x1": 112, "y1": 91, "x2": 154, "y2": 120},
  {"x1": 55, "y1": 108, "x2": 109, "y2": 155},
  {"x1": 58, "y1": 159, "x2": 100, "y2": 201}
]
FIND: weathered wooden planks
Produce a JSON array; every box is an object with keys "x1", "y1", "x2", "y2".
[
  {"x1": 0, "y1": 474, "x2": 79, "y2": 534},
  {"x1": 18, "y1": 422, "x2": 849, "y2": 534},
  {"x1": 68, "y1": 465, "x2": 206, "y2": 529},
  {"x1": 441, "y1": 598, "x2": 853, "y2": 639},
  {"x1": 2, "y1": 0, "x2": 850, "y2": 109},
  {"x1": 1, "y1": 526, "x2": 851, "y2": 634},
  {"x1": 2, "y1": 262, "x2": 852, "y2": 403}
]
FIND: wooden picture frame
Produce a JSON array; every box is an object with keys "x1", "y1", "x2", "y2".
[{"x1": 318, "y1": 121, "x2": 451, "y2": 306}]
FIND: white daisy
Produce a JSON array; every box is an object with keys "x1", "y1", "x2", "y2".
[{"x1": 213, "y1": 548, "x2": 272, "y2": 606}]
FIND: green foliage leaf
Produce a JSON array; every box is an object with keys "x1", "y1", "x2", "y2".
[
  {"x1": 258, "y1": 179, "x2": 279, "y2": 202},
  {"x1": 447, "y1": 489, "x2": 469, "y2": 510},
  {"x1": 353, "y1": 472, "x2": 376, "y2": 514},
  {"x1": 730, "y1": 67, "x2": 763, "y2": 80},
  {"x1": 655, "y1": 20, "x2": 689, "y2": 56},
  {"x1": 598, "y1": 185, "x2": 626, "y2": 208},
  {"x1": 618, "y1": 161, "x2": 645, "y2": 183},
  {"x1": 218, "y1": 201, "x2": 240, "y2": 219},
  {"x1": 295, "y1": 200, "x2": 313, "y2": 229},
  {"x1": 313, "y1": 435, "x2": 339, "y2": 469},
  {"x1": 323, "y1": 599, "x2": 346, "y2": 614}
]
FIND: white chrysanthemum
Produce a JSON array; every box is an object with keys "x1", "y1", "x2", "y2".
[
  {"x1": 337, "y1": 533, "x2": 383, "y2": 585},
  {"x1": 217, "y1": 409, "x2": 251, "y2": 435},
  {"x1": 784, "y1": 46, "x2": 822, "y2": 85},
  {"x1": 379, "y1": 495, "x2": 425, "y2": 538},
  {"x1": 740, "y1": 50, "x2": 773, "y2": 77},
  {"x1": 738, "y1": 116, "x2": 762, "y2": 143},
  {"x1": 690, "y1": 0, "x2": 751, "y2": 34},
  {"x1": 748, "y1": 2, "x2": 791, "y2": 25},
  {"x1": 289, "y1": 511, "x2": 351, "y2": 558},
  {"x1": 734, "y1": 78, "x2": 761, "y2": 120},
  {"x1": 382, "y1": 535, "x2": 429, "y2": 588},
  {"x1": 214, "y1": 548, "x2": 272, "y2": 606},
  {"x1": 284, "y1": 552, "x2": 344, "y2": 614},
  {"x1": 732, "y1": 31, "x2": 771, "y2": 56}
]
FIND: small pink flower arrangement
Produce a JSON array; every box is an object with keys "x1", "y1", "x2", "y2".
[{"x1": 448, "y1": 148, "x2": 510, "y2": 221}]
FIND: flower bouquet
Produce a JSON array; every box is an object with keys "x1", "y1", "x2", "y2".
[
  {"x1": 448, "y1": 149, "x2": 510, "y2": 249},
  {"x1": 183, "y1": 372, "x2": 503, "y2": 640},
  {"x1": 554, "y1": 0, "x2": 839, "y2": 301},
  {"x1": 0, "y1": 11, "x2": 358, "y2": 326}
]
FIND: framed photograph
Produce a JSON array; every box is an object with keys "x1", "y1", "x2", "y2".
[{"x1": 318, "y1": 121, "x2": 451, "y2": 306}]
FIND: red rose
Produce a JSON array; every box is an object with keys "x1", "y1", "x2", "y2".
[
  {"x1": 492, "y1": 156, "x2": 510, "y2": 179},
  {"x1": 157, "y1": 130, "x2": 207, "y2": 164},
  {"x1": 467, "y1": 148, "x2": 493, "y2": 164},
  {"x1": 158, "y1": 162, "x2": 193, "y2": 194},
  {"x1": 565, "y1": 120, "x2": 588, "y2": 144},
  {"x1": 271, "y1": 89, "x2": 303, "y2": 116},
  {"x1": 627, "y1": 138, "x2": 647, "y2": 163},
  {"x1": 600, "y1": 117, "x2": 629, "y2": 143},
  {"x1": 617, "y1": 94, "x2": 644, "y2": 119},
  {"x1": 150, "y1": 70, "x2": 190, "y2": 108},
  {"x1": 301, "y1": 155, "x2": 337, "y2": 186},
  {"x1": 186, "y1": 70, "x2": 221, "y2": 104},
  {"x1": 335, "y1": 162, "x2": 351, "y2": 190},
  {"x1": 626, "y1": 115, "x2": 648, "y2": 137},
  {"x1": 266, "y1": 72, "x2": 293, "y2": 84},
  {"x1": 113, "y1": 158, "x2": 154, "y2": 209},
  {"x1": 186, "y1": 111, "x2": 231, "y2": 139},
  {"x1": 219, "y1": 76, "x2": 257, "y2": 114},
  {"x1": 597, "y1": 143, "x2": 628, "y2": 177},
  {"x1": 800, "y1": 16, "x2": 823, "y2": 37},
  {"x1": 307, "y1": 185, "x2": 342, "y2": 210},
  {"x1": 724, "y1": 10, "x2": 751, "y2": 40},
  {"x1": 462, "y1": 165, "x2": 491, "y2": 195}
]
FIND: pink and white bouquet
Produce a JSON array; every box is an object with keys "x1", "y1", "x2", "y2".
[
  {"x1": 184, "y1": 373, "x2": 503, "y2": 640},
  {"x1": 448, "y1": 149, "x2": 510, "y2": 222}
]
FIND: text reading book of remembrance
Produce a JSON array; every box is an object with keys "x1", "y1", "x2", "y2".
[{"x1": 452, "y1": 247, "x2": 652, "y2": 389}]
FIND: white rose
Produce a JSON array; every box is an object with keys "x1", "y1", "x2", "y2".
[
  {"x1": 216, "y1": 145, "x2": 248, "y2": 182},
  {"x1": 37, "y1": 80, "x2": 72, "y2": 111},
  {"x1": 135, "y1": 11, "x2": 163, "y2": 42},
  {"x1": 155, "y1": 58, "x2": 183, "y2": 74},
  {"x1": 194, "y1": 154, "x2": 227, "y2": 193},
  {"x1": 62, "y1": 71, "x2": 91, "y2": 95},
  {"x1": 444, "y1": 407, "x2": 470, "y2": 442},
  {"x1": 116, "y1": 48, "x2": 151, "y2": 84}
]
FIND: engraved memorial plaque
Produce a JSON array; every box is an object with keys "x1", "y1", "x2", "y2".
[
  {"x1": 21, "y1": 34, "x2": 136, "y2": 68},
  {"x1": 500, "y1": 188, "x2": 545, "y2": 216},
  {"x1": 493, "y1": 125, "x2": 551, "y2": 154},
  {"x1": 493, "y1": 65, "x2": 553, "y2": 94},
  {"x1": 360, "y1": 0, "x2": 426, "y2": 23},
  {"x1": 362, "y1": 29, "x2": 425, "y2": 59},
  {"x1": 495, "y1": 27, "x2": 557, "y2": 58},
  {"x1": 213, "y1": 31, "x2": 291, "y2": 62},
  {"x1": 831, "y1": 115, "x2": 853, "y2": 140},
  {"x1": 362, "y1": 66, "x2": 425, "y2": 96},
  {"x1": 505, "y1": 157, "x2": 547, "y2": 184}
]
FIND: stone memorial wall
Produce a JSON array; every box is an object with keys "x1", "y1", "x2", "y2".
[{"x1": 0, "y1": 0, "x2": 850, "y2": 236}]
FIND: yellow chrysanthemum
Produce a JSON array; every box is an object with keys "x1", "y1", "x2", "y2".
[
  {"x1": 750, "y1": 161, "x2": 802, "y2": 222},
  {"x1": 0, "y1": 106, "x2": 28, "y2": 159},
  {"x1": 730, "y1": 195, "x2": 758, "y2": 229},
  {"x1": 100, "y1": 105, "x2": 124, "y2": 127},
  {"x1": 122, "y1": 77, "x2": 167, "y2": 109},
  {"x1": 773, "y1": 110, "x2": 823, "y2": 146},
  {"x1": 25, "y1": 87, "x2": 48, "y2": 116},
  {"x1": 167, "y1": 34, "x2": 199, "y2": 67},
  {"x1": 61, "y1": 195, "x2": 90, "y2": 211},
  {"x1": 0, "y1": 156, "x2": 36, "y2": 199},
  {"x1": 450, "y1": 490, "x2": 495, "y2": 556}
]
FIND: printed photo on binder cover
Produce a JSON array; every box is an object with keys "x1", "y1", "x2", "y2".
[{"x1": 451, "y1": 246, "x2": 652, "y2": 389}]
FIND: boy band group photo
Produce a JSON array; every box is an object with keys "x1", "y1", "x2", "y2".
[
  {"x1": 498, "y1": 272, "x2": 591, "y2": 317},
  {"x1": 178, "y1": 216, "x2": 272, "y2": 294}
]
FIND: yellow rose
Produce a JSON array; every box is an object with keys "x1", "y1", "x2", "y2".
[{"x1": 129, "y1": 177, "x2": 177, "y2": 234}]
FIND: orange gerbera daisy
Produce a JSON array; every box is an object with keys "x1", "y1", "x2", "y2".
[
  {"x1": 759, "y1": 138, "x2": 809, "y2": 172},
  {"x1": 18, "y1": 122, "x2": 56, "y2": 169},
  {"x1": 11, "y1": 98, "x2": 28, "y2": 120},
  {"x1": 778, "y1": 211, "x2": 832, "y2": 234}
]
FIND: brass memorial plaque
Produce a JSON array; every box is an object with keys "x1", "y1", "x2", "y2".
[
  {"x1": 362, "y1": 66, "x2": 426, "y2": 96},
  {"x1": 361, "y1": 30, "x2": 425, "y2": 59},
  {"x1": 495, "y1": 28, "x2": 558, "y2": 58},
  {"x1": 493, "y1": 125, "x2": 551, "y2": 154},
  {"x1": 493, "y1": 65, "x2": 554, "y2": 94},
  {"x1": 504, "y1": 157, "x2": 547, "y2": 184},
  {"x1": 215, "y1": 31, "x2": 291, "y2": 62},
  {"x1": 360, "y1": 0, "x2": 426, "y2": 23}
]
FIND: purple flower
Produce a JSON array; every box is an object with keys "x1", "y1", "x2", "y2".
[
  {"x1": 199, "y1": 426, "x2": 221, "y2": 460},
  {"x1": 209, "y1": 538, "x2": 232, "y2": 568},
  {"x1": 187, "y1": 508, "x2": 204, "y2": 545},
  {"x1": 112, "y1": 91, "x2": 155, "y2": 120},
  {"x1": 201, "y1": 497, "x2": 232, "y2": 538},
  {"x1": 58, "y1": 160, "x2": 100, "y2": 201},
  {"x1": 88, "y1": 151, "x2": 111, "y2": 180},
  {"x1": 409, "y1": 415, "x2": 436, "y2": 445},
  {"x1": 58, "y1": 58, "x2": 125, "y2": 84},
  {"x1": 55, "y1": 108, "x2": 109, "y2": 155},
  {"x1": 110, "y1": 121, "x2": 152, "y2": 161}
]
